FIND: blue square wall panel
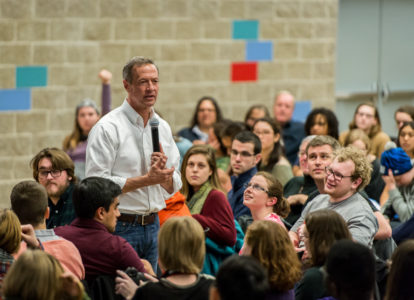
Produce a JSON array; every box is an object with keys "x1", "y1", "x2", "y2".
[
  {"x1": 292, "y1": 101, "x2": 312, "y2": 123},
  {"x1": 232, "y1": 20, "x2": 259, "y2": 40},
  {"x1": 246, "y1": 41, "x2": 273, "y2": 61},
  {"x1": 0, "y1": 89, "x2": 31, "y2": 111},
  {"x1": 16, "y1": 66, "x2": 48, "y2": 88}
]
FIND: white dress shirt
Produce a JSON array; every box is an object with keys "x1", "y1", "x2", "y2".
[{"x1": 86, "y1": 99, "x2": 182, "y2": 214}]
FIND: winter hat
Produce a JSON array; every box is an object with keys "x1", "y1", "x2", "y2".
[{"x1": 380, "y1": 142, "x2": 413, "y2": 175}]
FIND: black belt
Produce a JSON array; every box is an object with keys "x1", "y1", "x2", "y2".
[{"x1": 118, "y1": 213, "x2": 156, "y2": 226}]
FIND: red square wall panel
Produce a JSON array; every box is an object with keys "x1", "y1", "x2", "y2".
[{"x1": 231, "y1": 62, "x2": 258, "y2": 82}]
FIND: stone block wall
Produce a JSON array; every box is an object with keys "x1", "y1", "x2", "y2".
[{"x1": 0, "y1": 0, "x2": 338, "y2": 207}]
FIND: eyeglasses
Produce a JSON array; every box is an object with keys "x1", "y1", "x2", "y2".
[
  {"x1": 325, "y1": 166, "x2": 353, "y2": 182},
  {"x1": 231, "y1": 149, "x2": 255, "y2": 158},
  {"x1": 38, "y1": 169, "x2": 62, "y2": 179},
  {"x1": 244, "y1": 183, "x2": 269, "y2": 193}
]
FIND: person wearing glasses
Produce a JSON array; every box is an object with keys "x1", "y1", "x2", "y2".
[
  {"x1": 30, "y1": 147, "x2": 77, "y2": 228},
  {"x1": 339, "y1": 102, "x2": 390, "y2": 158},
  {"x1": 180, "y1": 145, "x2": 236, "y2": 247},
  {"x1": 243, "y1": 171, "x2": 290, "y2": 227},
  {"x1": 227, "y1": 131, "x2": 262, "y2": 220},
  {"x1": 289, "y1": 146, "x2": 378, "y2": 249}
]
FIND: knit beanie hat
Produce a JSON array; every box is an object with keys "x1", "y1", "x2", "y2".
[{"x1": 380, "y1": 142, "x2": 413, "y2": 175}]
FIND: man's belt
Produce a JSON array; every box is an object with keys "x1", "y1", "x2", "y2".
[{"x1": 118, "y1": 213, "x2": 156, "y2": 226}]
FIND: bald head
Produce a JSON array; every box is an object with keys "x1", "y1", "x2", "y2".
[{"x1": 273, "y1": 91, "x2": 295, "y2": 125}]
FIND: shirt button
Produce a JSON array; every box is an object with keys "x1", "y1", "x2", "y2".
[{"x1": 55, "y1": 210, "x2": 59, "y2": 213}]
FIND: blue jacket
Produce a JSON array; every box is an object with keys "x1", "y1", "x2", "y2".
[{"x1": 228, "y1": 167, "x2": 257, "y2": 219}]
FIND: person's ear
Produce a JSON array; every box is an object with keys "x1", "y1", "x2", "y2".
[
  {"x1": 254, "y1": 153, "x2": 262, "y2": 165},
  {"x1": 351, "y1": 177, "x2": 362, "y2": 190},
  {"x1": 95, "y1": 207, "x2": 105, "y2": 221},
  {"x1": 274, "y1": 133, "x2": 280, "y2": 143},
  {"x1": 267, "y1": 197, "x2": 277, "y2": 207},
  {"x1": 45, "y1": 207, "x2": 50, "y2": 220},
  {"x1": 123, "y1": 79, "x2": 130, "y2": 92}
]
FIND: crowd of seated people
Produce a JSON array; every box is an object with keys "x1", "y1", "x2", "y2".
[{"x1": 3, "y1": 63, "x2": 414, "y2": 300}]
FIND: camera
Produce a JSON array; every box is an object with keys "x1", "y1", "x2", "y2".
[{"x1": 124, "y1": 267, "x2": 148, "y2": 284}]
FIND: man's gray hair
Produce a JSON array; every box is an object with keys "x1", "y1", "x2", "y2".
[{"x1": 122, "y1": 56, "x2": 159, "y2": 83}]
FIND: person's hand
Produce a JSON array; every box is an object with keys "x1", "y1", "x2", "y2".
[
  {"x1": 148, "y1": 162, "x2": 174, "y2": 185},
  {"x1": 60, "y1": 272, "x2": 84, "y2": 300},
  {"x1": 192, "y1": 140, "x2": 206, "y2": 145},
  {"x1": 382, "y1": 169, "x2": 397, "y2": 191},
  {"x1": 98, "y1": 69, "x2": 112, "y2": 84},
  {"x1": 141, "y1": 259, "x2": 156, "y2": 277},
  {"x1": 115, "y1": 270, "x2": 139, "y2": 300},
  {"x1": 148, "y1": 144, "x2": 174, "y2": 185},
  {"x1": 287, "y1": 194, "x2": 308, "y2": 205},
  {"x1": 21, "y1": 224, "x2": 40, "y2": 249}
]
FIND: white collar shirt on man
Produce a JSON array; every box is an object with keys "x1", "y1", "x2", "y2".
[{"x1": 86, "y1": 99, "x2": 181, "y2": 214}]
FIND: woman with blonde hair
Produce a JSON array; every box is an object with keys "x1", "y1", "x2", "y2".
[
  {"x1": 0, "y1": 208, "x2": 21, "y2": 296},
  {"x1": 115, "y1": 216, "x2": 214, "y2": 300},
  {"x1": 3, "y1": 249, "x2": 86, "y2": 300},
  {"x1": 243, "y1": 171, "x2": 290, "y2": 227},
  {"x1": 339, "y1": 102, "x2": 390, "y2": 158},
  {"x1": 243, "y1": 220, "x2": 301, "y2": 299}
]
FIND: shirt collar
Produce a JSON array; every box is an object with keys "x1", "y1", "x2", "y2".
[{"x1": 121, "y1": 99, "x2": 155, "y2": 127}]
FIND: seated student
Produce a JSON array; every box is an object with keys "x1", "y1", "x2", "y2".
[
  {"x1": 54, "y1": 177, "x2": 150, "y2": 281},
  {"x1": 244, "y1": 104, "x2": 270, "y2": 131},
  {"x1": 394, "y1": 105, "x2": 414, "y2": 131},
  {"x1": 381, "y1": 145, "x2": 414, "y2": 223},
  {"x1": 243, "y1": 221, "x2": 302, "y2": 300},
  {"x1": 295, "y1": 209, "x2": 352, "y2": 300},
  {"x1": 228, "y1": 131, "x2": 262, "y2": 220},
  {"x1": 30, "y1": 147, "x2": 78, "y2": 228},
  {"x1": 384, "y1": 239, "x2": 414, "y2": 300},
  {"x1": 304, "y1": 107, "x2": 339, "y2": 139},
  {"x1": 243, "y1": 171, "x2": 290, "y2": 227},
  {"x1": 3, "y1": 250, "x2": 88, "y2": 300},
  {"x1": 115, "y1": 216, "x2": 214, "y2": 300},
  {"x1": 252, "y1": 117, "x2": 293, "y2": 186},
  {"x1": 290, "y1": 147, "x2": 379, "y2": 249},
  {"x1": 323, "y1": 240, "x2": 376, "y2": 300},
  {"x1": 210, "y1": 255, "x2": 269, "y2": 300},
  {"x1": 178, "y1": 96, "x2": 223, "y2": 144},
  {"x1": 339, "y1": 102, "x2": 390, "y2": 159},
  {"x1": 10, "y1": 180, "x2": 85, "y2": 280},
  {"x1": 398, "y1": 121, "x2": 414, "y2": 159}
]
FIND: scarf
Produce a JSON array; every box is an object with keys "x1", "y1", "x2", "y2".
[{"x1": 187, "y1": 181, "x2": 212, "y2": 214}]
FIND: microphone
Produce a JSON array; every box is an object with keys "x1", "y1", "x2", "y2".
[{"x1": 149, "y1": 118, "x2": 160, "y2": 152}]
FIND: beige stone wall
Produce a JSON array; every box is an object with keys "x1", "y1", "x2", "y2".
[{"x1": 0, "y1": 0, "x2": 338, "y2": 207}]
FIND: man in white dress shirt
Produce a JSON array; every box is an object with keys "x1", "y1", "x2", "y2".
[{"x1": 86, "y1": 56, "x2": 182, "y2": 271}]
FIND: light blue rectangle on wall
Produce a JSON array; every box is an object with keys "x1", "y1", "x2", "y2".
[
  {"x1": 16, "y1": 66, "x2": 48, "y2": 88},
  {"x1": 246, "y1": 41, "x2": 273, "y2": 61},
  {"x1": 0, "y1": 89, "x2": 31, "y2": 111},
  {"x1": 232, "y1": 20, "x2": 259, "y2": 40},
  {"x1": 292, "y1": 100, "x2": 312, "y2": 123}
]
